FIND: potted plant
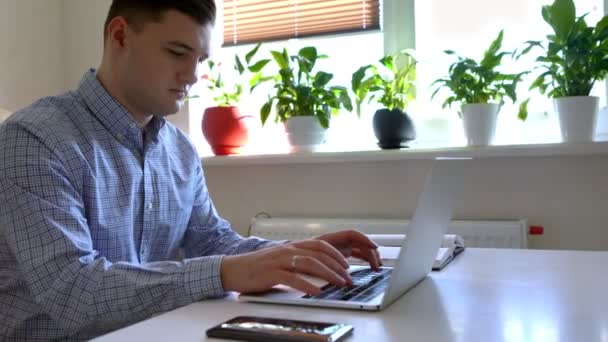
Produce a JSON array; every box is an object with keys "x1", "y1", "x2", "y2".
[
  {"x1": 199, "y1": 43, "x2": 270, "y2": 155},
  {"x1": 351, "y1": 50, "x2": 417, "y2": 149},
  {"x1": 432, "y1": 30, "x2": 529, "y2": 146},
  {"x1": 259, "y1": 47, "x2": 353, "y2": 152},
  {"x1": 519, "y1": 0, "x2": 608, "y2": 143}
]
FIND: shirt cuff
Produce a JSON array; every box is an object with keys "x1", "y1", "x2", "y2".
[{"x1": 184, "y1": 255, "x2": 226, "y2": 301}]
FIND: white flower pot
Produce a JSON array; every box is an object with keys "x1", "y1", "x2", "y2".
[
  {"x1": 461, "y1": 103, "x2": 500, "y2": 146},
  {"x1": 554, "y1": 96, "x2": 599, "y2": 143},
  {"x1": 284, "y1": 116, "x2": 327, "y2": 152}
]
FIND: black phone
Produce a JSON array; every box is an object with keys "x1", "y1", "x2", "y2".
[{"x1": 206, "y1": 315, "x2": 354, "y2": 342}]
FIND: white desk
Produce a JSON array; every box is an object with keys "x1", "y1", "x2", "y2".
[{"x1": 93, "y1": 248, "x2": 608, "y2": 341}]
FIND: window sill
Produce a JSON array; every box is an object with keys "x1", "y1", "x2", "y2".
[{"x1": 201, "y1": 139, "x2": 608, "y2": 167}]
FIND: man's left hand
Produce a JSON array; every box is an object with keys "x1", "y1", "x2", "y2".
[{"x1": 314, "y1": 230, "x2": 382, "y2": 270}]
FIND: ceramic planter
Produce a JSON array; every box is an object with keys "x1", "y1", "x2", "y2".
[
  {"x1": 202, "y1": 106, "x2": 252, "y2": 155},
  {"x1": 372, "y1": 108, "x2": 416, "y2": 149},
  {"x1": 284, "y1": 116, "x2": 327, "y2": 152},
  {"x1": 461, "y1": 103, "x2": 500, "y2": 146},
  {"x1": 554, "y1": 96, "x2": 599, "y2": 143}
]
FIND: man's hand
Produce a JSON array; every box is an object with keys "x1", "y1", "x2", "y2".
[
  {"x1": 314, "y1": 230, "x2": 382, "y2": 270},
  {"x1": 220, "y1": 230, "x2": 380, "y2": 295}
]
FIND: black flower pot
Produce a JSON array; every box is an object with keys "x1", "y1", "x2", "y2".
[{"x1": 372, "y1": 108, "x2": 416, "y2": 149}]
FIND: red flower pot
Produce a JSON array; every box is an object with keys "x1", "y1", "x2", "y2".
[{"x1": 202, "y1": 106, "x2": 252, "y2": 155}]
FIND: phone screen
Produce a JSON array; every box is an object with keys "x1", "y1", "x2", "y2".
[{"x1": 206, "y1": 316, "x2": 353, "y2": 342}]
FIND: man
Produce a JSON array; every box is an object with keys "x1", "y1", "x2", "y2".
[{"x1": 0, "y1": 1, "x2": 380, "y2": 340}]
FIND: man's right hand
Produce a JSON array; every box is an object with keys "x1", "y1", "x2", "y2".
[{"x1": 220, "y1": 240, "x2": 354, "y2": 295}]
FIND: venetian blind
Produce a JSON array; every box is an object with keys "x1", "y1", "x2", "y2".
[{"x1": 223, "y1": 0, "x2": 381, "y2": 46}]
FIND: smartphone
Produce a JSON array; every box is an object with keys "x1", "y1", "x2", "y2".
[{"x1": 206, "y1": 315, "x2": 353, "y2": 342}]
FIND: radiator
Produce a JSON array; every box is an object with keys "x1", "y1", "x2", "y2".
[{"x1": 249, "y1": 217, "x2": 528, "y2": 249}]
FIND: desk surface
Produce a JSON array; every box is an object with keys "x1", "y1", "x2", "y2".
[{"x1": 93, "y1": 248, "x2": 608, "y2": 342}]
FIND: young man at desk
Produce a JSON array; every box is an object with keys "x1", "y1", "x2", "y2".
[{"x1": 0, "y1": 1, "x2": 381, "y2": 340}]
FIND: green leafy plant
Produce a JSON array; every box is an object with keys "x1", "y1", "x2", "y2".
[
  {"x1": 259, "y1": 47, "x2": 353, "y2": 129},
  {"x1": 351, "y1": 50, "x2": 417, "y2": 116},
  {"x1": 518, "y1": 0, "x2": 608, "y2": 98},
  {"x1": 432, "y1": 30, "x2": 530, "y2": 120},
  {"x1": 200, "y1": 43, "x2": 271, "y2": 106}
]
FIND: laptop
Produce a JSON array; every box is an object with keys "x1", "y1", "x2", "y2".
[{"x1": 239, "y1": 158, "x2": 467, "y2": 311}]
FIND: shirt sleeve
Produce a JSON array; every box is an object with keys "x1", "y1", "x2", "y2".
[
  {"x1": 181, "y1": 163, "x2": 283, "y2": 259},
  {"x1": 0, "y1": 123, "x2": 225, "y2": 336}
]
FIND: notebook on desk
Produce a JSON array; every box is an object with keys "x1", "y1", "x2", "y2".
[
  {"x1": 239, "y1": 158, "x2": 468, "y2": 311},
  {"x1": 433, "y1": 235, "x2": 465, "y2": 270},
  {"x1": 349, "y1": 234, "x2": 465, "y2": 271}
]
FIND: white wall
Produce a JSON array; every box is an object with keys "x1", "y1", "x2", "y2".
[
  {"x1": 203, "y1": 156, "x2": 608, "y2": 251},
  {"x1": 62, "y1": 0, "x2": 111, "y2": 90},
  {"x1": 0, "y1": 0, "x2": 64, "y2": 111}
]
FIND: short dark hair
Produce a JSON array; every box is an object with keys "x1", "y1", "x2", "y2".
[{"x1": 103, "y1": 0, "x2": 216, "y2": 40}]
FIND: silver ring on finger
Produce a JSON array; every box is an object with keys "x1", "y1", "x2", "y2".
[{"x1": 291, "y1": 255, "x2": 300, "y2": 272}]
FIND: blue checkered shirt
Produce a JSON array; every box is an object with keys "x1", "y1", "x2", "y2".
[{"x1": 0, "y1": 69, "x2": 276, "y2": 341}]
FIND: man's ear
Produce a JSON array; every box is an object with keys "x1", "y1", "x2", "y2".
[{"x1": 105, "y1": 16, "x2": 130, "y2": 49}]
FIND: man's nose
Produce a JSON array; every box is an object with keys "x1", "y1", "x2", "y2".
[{"x1": 180, "y1": 62, "x2": 199, "y2": 86}]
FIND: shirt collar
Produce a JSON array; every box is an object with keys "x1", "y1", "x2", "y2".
[{"x1": 77, "y1": 69, "x2": 166, "y2": 148}]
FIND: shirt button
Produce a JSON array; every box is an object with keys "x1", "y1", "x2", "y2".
[{"x1": 147, "y1": 202, "x2": 154, "y2": 210}]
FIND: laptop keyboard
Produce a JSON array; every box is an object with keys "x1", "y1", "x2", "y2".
[{"x1": 302, "y1": 268, "x2": 392, "y2": 302}]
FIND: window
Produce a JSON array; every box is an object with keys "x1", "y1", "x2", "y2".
[
  {"x1": 223, "y1": 0, "x2": 381, "y2": 46},
  {"x1": 190, "y1": 1, "x2": 385, "y2": 156},
  {"x1": 413, "y1": 0, "x2": 606, "y2": 146},
  {"x1": 190, "y1": 31, "x2": 384, "y2": 156},
  {"x1": 190, "y1": 0, "x2": 607, "y2": 157}
]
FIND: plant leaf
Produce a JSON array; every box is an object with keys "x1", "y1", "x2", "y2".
[
  {"x1": 543, "y1": 0, "x2": 576, "y2": 40},
  {"x1": 248, "y1": 59, "x2": 270, "y2": 73},
  {"x1": 317, "y1": 111, "x2": 330, "y2": 129},
  {"x1": 245, "y1": 42, "x2": 262, "y2": 64},
  {"x1": 271, "y1": 50, "x2": 289, "y2": 69},
  {"x1": 518, "y1": 98, "x2": 530, "y2": 121},
  {"x1": 351, "y1": 65, "x2": 370, "y2": 93},
  {"x1": 313, "y1": 71, "x2": 333, "y2": 88},
  {"x1": 299, "y1": 46, "x2": 318, "y2": 62},
  {"x1": 482, "y1": 30, "x2": 504, "y2": 64},
  {"x1": 261, "y1": 101, "x2": 272, "y2": 125},
  {"x1": 235, "y1": 55, "x2": 245, "y2": 75},
  {"x1": 338, "y1": 90, "x2": 353, "y2": 112}
]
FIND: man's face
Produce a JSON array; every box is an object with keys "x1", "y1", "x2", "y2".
[{"x1": 119, "y1": 10, "x2": 211, "y2": 118}]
